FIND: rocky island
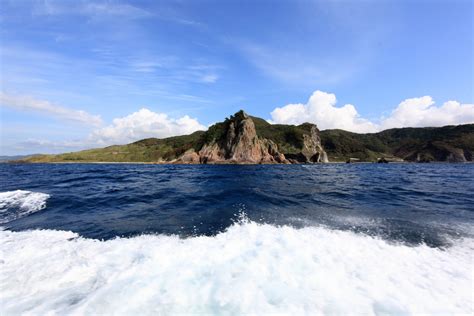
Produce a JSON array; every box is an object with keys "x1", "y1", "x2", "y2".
[{"x1": 20, "y1": 110, "x2": 474, "y2": 164}]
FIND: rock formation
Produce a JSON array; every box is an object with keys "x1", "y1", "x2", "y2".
[
  {"x1": 301, "y1": 125, "x2": 328, "y2": 163},
  {"x1": 175, "y1": 110, "x2": 327, "y2": 164}
]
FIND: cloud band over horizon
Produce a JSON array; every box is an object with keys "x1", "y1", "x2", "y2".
[{"x1": 0, "y1": 93, "x2": 103, "y2": 127}]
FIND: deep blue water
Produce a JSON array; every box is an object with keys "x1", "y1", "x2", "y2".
[{"x1": 1, "y1": 163, "x2": 473, "y2": 247}]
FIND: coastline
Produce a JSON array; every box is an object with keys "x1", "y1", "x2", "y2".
[{"x1": 5, "y1": 161, "x2": 473, "y2": 165}]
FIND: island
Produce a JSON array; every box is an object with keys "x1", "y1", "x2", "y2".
[{"x1": 18, "y1": 110, "x2": 474, "y2": 164}]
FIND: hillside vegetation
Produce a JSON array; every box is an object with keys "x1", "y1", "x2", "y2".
[
  {"x1": 26, "y1": 131, "x2": 205, "y2": 163},
  {"x1": 320, "y1": 124, "x2": 474, "y2": 162},
  {"x1": 21, "y1": 112, "x2": 474, "y2": 163}
]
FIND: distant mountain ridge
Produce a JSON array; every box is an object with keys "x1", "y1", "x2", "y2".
[
  {"x1": 19, "y1": 110, "x2": 474, "y2": 163},
  {"x1": 0, "y1": 155, "x2": 37, "y2": 162}
]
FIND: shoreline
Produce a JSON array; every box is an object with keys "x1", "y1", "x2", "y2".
[{"x1": 3, "y1": 161, "x2": 472, "y2": 165}]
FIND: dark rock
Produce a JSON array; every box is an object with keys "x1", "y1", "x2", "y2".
[{"x1": 285, "y1": 153, "x2": 308, "y2": 163}]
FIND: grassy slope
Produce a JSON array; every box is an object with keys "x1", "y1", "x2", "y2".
[
  {"x1": 22, "y1": 113, "x2": 474, "y2": 163},
  {"x1": 25, "y1": 131, "x2": 205, "y2": 163}
]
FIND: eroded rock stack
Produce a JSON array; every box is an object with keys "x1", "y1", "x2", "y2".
[{"x1": 176, "y1": 110, "x2": 328, "y2": 164}]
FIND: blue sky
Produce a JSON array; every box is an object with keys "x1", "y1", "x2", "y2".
[{"x1": 1, "y1": 0, "x2": 473, "y2": 155}]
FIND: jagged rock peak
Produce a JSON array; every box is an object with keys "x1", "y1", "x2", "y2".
[
  {"x1": 231, "y1": 109, "x2": 248, "y2": 119},
  {"x1": 197, "y1": 110, "x2": 286, "y2": 164},
  {"x1": 176, "y1": 110, "x2": 328, "y2": 164}
]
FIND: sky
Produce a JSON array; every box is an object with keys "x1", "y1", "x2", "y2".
[{"x1": 0, "y1": 0, "x2": 473, "y2": 155}]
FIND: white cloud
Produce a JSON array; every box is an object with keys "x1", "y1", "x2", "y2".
[
  {"x1": 270, "y1": 90, "x2": 474, "y2": 132},
  {"x1": 32, "y1": 0, "x2": 151, "y2": 19},
  {"x1": 270, "y1": 90, "x2": 378, "y2": 133},
  {"x1": 81, "y1": 2, "x2": 151, "y2": 18},
  {"x1": 30, "y1": 0, "x2": 202, "y2": 26},
  {"x1": 0, "y1": 93, "x2": 103, "y2": 126},
  {"x1": 200, "y1": 74, "x2": 219, "y2": 83},
  {"x1": 238, "y1": 43, "x2": 351, "y2": 86},
  {"x1": 380, "y1": 97, "x2": 474, "y2": 130},
  {"x1": 89, "y1": 108, "x2": 206, "y2": 145},
  {"x1": 2, "y1": 108, "x2": 207, "y2": 154}
]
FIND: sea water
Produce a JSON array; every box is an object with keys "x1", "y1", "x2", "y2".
[{"x1": 1, "y1": 163, "x2": 473, "y2": 314}]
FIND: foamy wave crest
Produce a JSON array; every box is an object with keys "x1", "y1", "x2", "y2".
[
  {"x1": 0, "y1": 190, "x2": 50, "y2": 224},
  {"x1": 0, "y1": 223, "x2": 472, "y2": 315}
]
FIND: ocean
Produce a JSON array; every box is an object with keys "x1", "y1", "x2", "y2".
[{"x1": 0, "y1": 163, "x2": 473, "y2": 314}]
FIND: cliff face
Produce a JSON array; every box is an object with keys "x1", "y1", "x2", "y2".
[
  {"x1": 198, "y1": 115, "x2": 285, "y2": 163},
  {"x1": 301, "y1": 125, "x2": 329, "y2": 163},
  {"x1": 176, "y1": 110, "x2": 327, "y2": 164}
]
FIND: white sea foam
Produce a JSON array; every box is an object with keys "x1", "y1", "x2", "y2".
[
  {"x1": 1, "y1": 222, "x2": 472, "y2": 315},
  {"x1": 0, "y1": 190, "x2": 50, "y2": 224}
]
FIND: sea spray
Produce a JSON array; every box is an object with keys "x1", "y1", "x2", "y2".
[
  {"x1": 1, "y1": 222, "x2": 472, "y2": 315},
  {"x1": 0, "y1": 190, "x2": 50, "y2": 224}
]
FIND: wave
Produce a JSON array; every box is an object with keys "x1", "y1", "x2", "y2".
[
  {"x1": 1, "y1": 221, "x2": 472, "y2": 315},
  {"x1": 0, "y1": 190, "x2": 50, "y2": 224}
]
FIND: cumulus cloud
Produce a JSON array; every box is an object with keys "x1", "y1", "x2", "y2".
[
  {"x1": 380, "y1": 97, "x2": 474, "y2": 130},
  {"x1": 2, "y1": 108, "x2": 207, "y2": 154},
  {"x1": 270, "y1": 90, "x2": 378, "y2": 133},
  {"x1": 0, "y1": 93, "x2": 103, "y2": 126},
  {"x1": 89, "y1": 108, "x2": 206, "y2": 145},
  {"x1": 270, "y1": 90, "x2": 474, "y2": 132}
]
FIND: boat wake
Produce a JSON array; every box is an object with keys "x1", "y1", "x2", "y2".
[
  {"x1": 0, "y1": 190, "x2": 50, "y2": 224},
  {"x1": 1, "y1": 219, "x2": 472, "y2": 315}
]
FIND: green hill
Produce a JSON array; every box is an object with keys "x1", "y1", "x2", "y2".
[
  {"x1": 24, "y1": 131, "x2": 206, "y2": 163},
  {"x1": 20, "y1": 111, "x2": 474, "y2": 163},
  {"x1": 320, "y1": 124, "x2": 474, "y2": 162}
]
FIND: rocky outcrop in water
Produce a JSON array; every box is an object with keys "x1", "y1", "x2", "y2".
[
  {"x1": 301, "y1": 125, "x2": 329, "y2": 163},
  {"x1": 175, "y1": 110, "x2": 327, "y2": 164},
  {"x1": 197, "y1": 111, "x2": 287, "y2": 163}
]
